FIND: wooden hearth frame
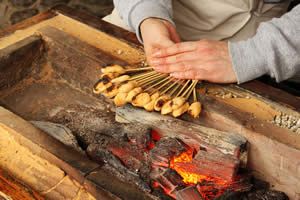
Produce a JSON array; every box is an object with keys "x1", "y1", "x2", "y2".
[{"x1": 0, "y1": 5, "x2": 300, "y2": 200}]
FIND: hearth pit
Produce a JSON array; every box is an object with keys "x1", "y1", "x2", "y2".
[{"x1": 84, "y1": 126, "x2": 288, "y2": 200}]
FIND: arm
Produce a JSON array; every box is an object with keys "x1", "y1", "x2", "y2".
[
  {"x1": 150, "y1": 5, "x2": 300, "y2": 84},
  {"x1": 229, "y1": 5, "x2": 300, "y2": 83},
  {"x1": 113, "y1": 0, "x2": 174, "y2": 42}
]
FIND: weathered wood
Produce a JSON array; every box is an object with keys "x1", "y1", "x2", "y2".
[
  {"x1": 116, "y1": 105, "x2": 247, "y2": 158},
  {"x1": 38, "y1": 26, "x2": 127, "y2": 67},
  {"x1": 0, "y1": 11, "x2": 54, "y2": 38},
  {"x1": 0, "y1": 35, "x2": 43, "y2": 90},
  {"x1": 0, "y1": 169, "x2": 46, "y2": 200},
  {"x1": 241, "y1": 80, "x2": 300, "y2": 112},
  {"x1": 51, "y1": 5, "x2": 141, "y2": 46}
]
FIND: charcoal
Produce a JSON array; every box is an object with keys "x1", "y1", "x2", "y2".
[
  {"x1": 173, "y1": 150, "x2": 239, "y2": 182},
  {"x1": 87, "y1": 143, "x2": 151, "y2": 193},
  {"x1": 213, "y1": 190, "x2": 243, "y2": 200},
  {"x1": 245, "y1": 190, "x2": 289, "y2": 200},
  {"x1": 123, "y1": 123, "x2": 152, "y2": 149},
  {"x1": 150, "y1": 167, "x2": 184, "y2": 198},
  {"x1": 102, "y1": 163, "x2": 152, "y2": 193},
  {"x1": 150, "y1": 137, "x2": 191, "y2": 167},
  {"x1": 176, "y1": 185, "x2": 204, "y2": 200},
  {"x1": 108, "y1": 141, "x2": 149, "y2": 172},
  {"x1": 151, "y1": 187, "x2": 175, "y2": 200}
]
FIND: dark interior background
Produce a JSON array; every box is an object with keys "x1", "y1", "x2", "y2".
[{"x1": 0, "y1": 0, "x2": 114, "y2": 30}]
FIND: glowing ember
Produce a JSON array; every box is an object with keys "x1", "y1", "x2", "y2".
[{"x1": 170, "y1": 149, "x2": 239, "y2": 199}]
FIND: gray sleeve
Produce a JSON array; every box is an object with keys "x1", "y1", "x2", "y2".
[
  {"x1": 113, "y1": 0, "x2": 174, "y2": 42},
  {"x1": 229, "y1": 5, "x2": 300, "y2": 84}
]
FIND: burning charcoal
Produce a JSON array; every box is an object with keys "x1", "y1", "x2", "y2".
[
  {"x1": 122, "y1": 123, "x2": 152, "y2": 149},
  {"x1": 150, "y1": 167, "x2": 184, "y2": 199},
  {"x1": 176, "y1": 185, "x2": 204, "y2": 200},
  {"x1": 150, "y1": 137, "x2": 191, "y2": 168},
  {"x1": 173, "y1": 150, "x2": 239, "y2": 182},
  {"x1": 151, "y1": 187, "x2": 176, "y2": 200}
]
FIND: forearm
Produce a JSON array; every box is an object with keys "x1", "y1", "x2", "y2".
[
  {"x1": 229, "y1": 5, "x2": 300, "y2": 84},
  {"x1": 113, "y1": 0, "x2": 174, "y2": 42}
]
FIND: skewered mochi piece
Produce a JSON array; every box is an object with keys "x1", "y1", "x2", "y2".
[
  {"x1": 101, "y1": 72, "x2": 120, "y2": 80},
  {"x1": 154, "y1": 95, "x2": 171, "y2": 111},
  {"x1": 111, "y1": 75, "x2": 130, "y2": 84},
  {"x1": 172, "y1": 102, "x2": 190, "y2": 118},
  {"x1": 132, "y1": 93, "x2": 151, "y2": 107},
  {"x1": 114, "y1": 92, "x2": 128, "y2": 106},
  {"x1": 93, "y1": 79, "x2": 112, "y2": 94},
  {"x1": 101, "y1": 64, "x2": 126, "y2": 74},
  {"x1": 126, "y1": 87, "x2": 143, "y2": 102},
  {"x1": 144, "y1": 92, "x2": 160, "y2": 112},
  {"x1": 188, "y1": 102, "x2": 202, "y2": 118},
  {"x1": 161, "y1": 100, "x2": 173, "y2": 115},
  {"x1": 104, "y1": 84, "x2": 118, "y2": 98},
  {"x1": 117, "y1": 80, "x2": 136, "y2": 93},
  {"x1": 171, "y1": 97, "x2": 186, "y2": 110}
]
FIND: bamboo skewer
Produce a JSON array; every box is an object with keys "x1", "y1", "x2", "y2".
[
  {"x1": 139, "y1": 74, "x2": 168, "y2": 88},
  {"x1": 184, "y1": 80, "x2": 198, "y2": 99},
  {"x1": 151, "y1": 76, "x2": 174, "y2": 95},
  {"x1": 176, "y1": 80, "x2": 191, "y2": 98},
  {"x1": 169, "y1": 80, "x2": 183, "y2": 96},
  {"x1": 193, "y1": 87, "x2": 197, "y2": 102},
  {"x1": 130, "y1": 71, "x2": 156, "y2": 80},
  {"x1": 145, "y1": 76, "x2": 171, "y2": 92},
  {"x1": 160, "y1": 79, "x2": 179, "y2": 96},
  {"x1": 136, "y1": 72, "x2": 165, "y2": 85},
  {"x1": 125, "y1": 66, "x2": 153, "y2": 72}
]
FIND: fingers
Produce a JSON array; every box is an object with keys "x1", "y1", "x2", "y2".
[
  {"x1": 151, "y1": 51, "x2": 199, "y2": 65},
  {"x1": 153, "y1": 62, "x2": 190, "y2": 73},
  {"x1": 170, "y1": 69, "x2": 208, "y2": 80},
  {"x1": 152, "y1": 42, "x2": 198, "y2": 58}
]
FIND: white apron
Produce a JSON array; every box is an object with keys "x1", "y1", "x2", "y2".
[
  {"x1": 172, "y1": 0, "x2": 291, "y2": 41},
  {"x1": 104, "y1": 0, "x2": 291, "y2": 42}
]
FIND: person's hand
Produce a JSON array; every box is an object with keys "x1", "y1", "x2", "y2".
[
  {"x1": 151, "y1": 40, "x2": 237, "y2": 83},
  {"x1": 140, "y1": 18, "x2": 181, "y2": 64}
]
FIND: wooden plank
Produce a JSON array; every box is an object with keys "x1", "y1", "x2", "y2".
[
  {"x1": 241, "y1": 80, "x2": 300, "y2": 112},
  {"x1": 38, "y1": 26, "x2": 127, "y2": 67},
  {"x1": 0, "y1": 12, "x2": 55, "y2": 38},
  {"x1": 52, "y1": 5, "x2": 141, "y2": 46},
  {"x1": 0, "y1": 107, "x2": 123, "y2": 200},
  {"x1": 0, "y1": 35, "x2": 43, "y2": 90},
  {"x1": 0, "y1": 169, "x2": 46, "y2": 200}
]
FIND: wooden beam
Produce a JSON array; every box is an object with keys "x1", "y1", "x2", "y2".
[{"x1": 116, "y1": 105, "x2": 247, "y2": 159}]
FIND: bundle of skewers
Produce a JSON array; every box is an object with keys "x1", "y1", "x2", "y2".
[{"x1": 93, "y1": 64, "x2": 201, "y2": 118}]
